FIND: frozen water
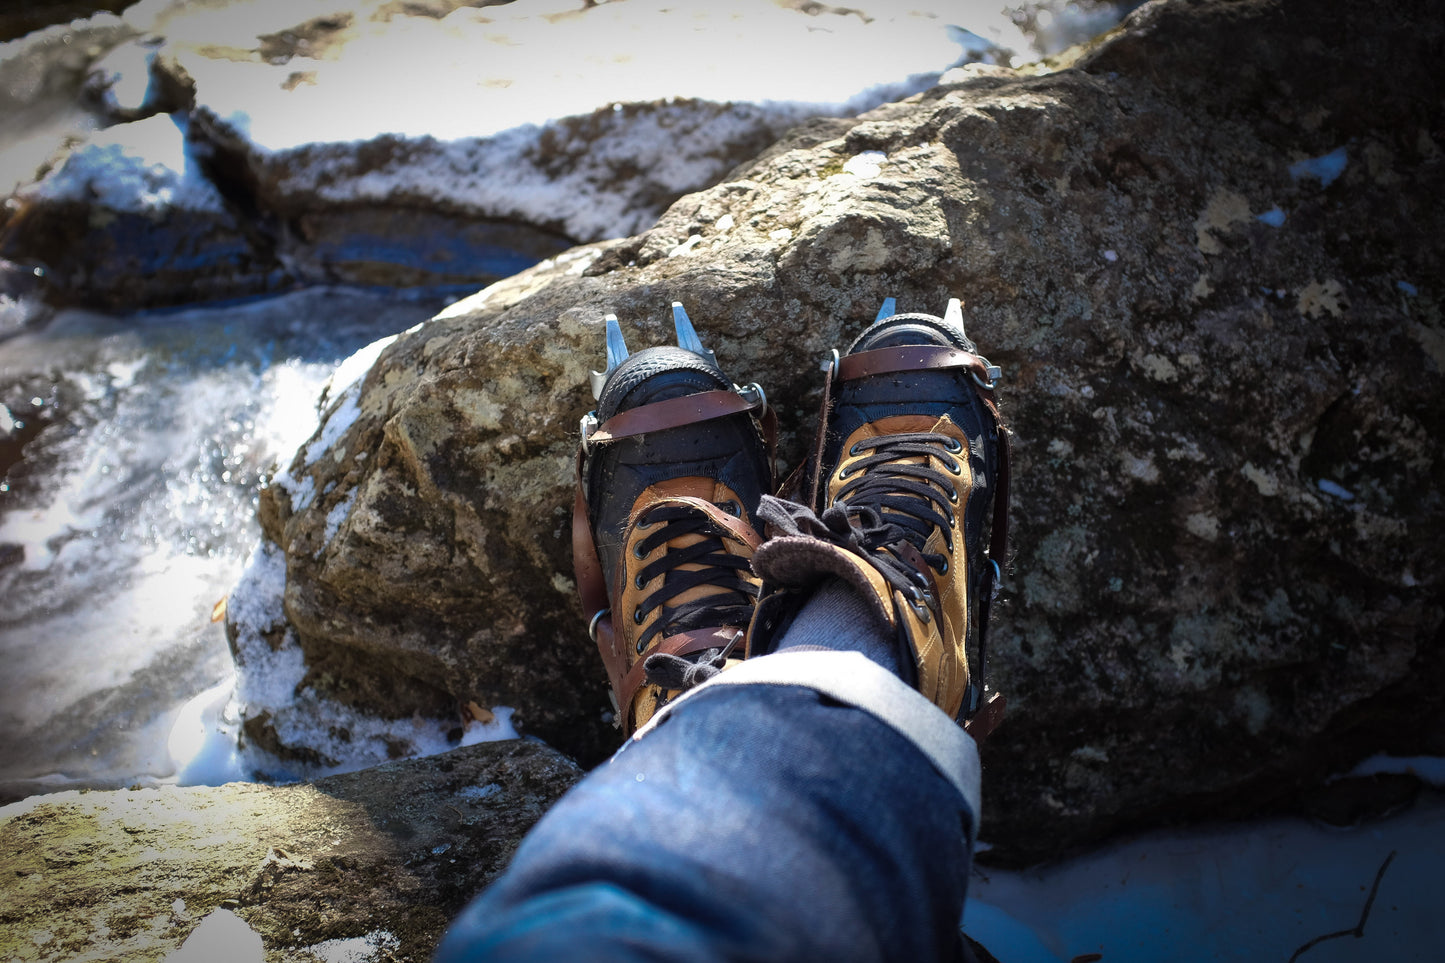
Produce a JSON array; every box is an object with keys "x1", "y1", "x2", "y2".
[
  {"x1": 0, "y1": 288, "x2": 441, "y2": 802},
  {"x1": 967, "y1": 792, "x2": 1445, "y2": 961}
]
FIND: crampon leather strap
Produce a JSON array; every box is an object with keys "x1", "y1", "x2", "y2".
[
  {"x1": 830, "y1": 343, "x2": 1011, "y2": 743},
  {"x1": 573, "y1": 389, "x2": 773, "y2": 730}
]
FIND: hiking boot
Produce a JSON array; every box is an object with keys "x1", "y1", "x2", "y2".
[
  {"x1": 573, "y1": 303, "x2": 774, "y2": 735},
  {"x1": 750, "y1": 297, "x2": 1008, "y2": 736}
]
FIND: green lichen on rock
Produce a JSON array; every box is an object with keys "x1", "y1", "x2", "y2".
[{"x1": 0, "y1": 740, "x2": 581, "y2": 962}]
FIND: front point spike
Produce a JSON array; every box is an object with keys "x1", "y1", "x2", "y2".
[
  {"x1": 671, "y1": 301, "x2": 719, "y2": 367},
  {"x1": 605, "y1": 313, "x2": 629, "y2": 370},
  {"x1": 672, "y1": 302, "x2": 706, "y2": 354},
  {"x1": 875, "y1": 297, "x2": 897, "y2": 322},
  {"x1": 589, "y1": 313, "x2": 630, "y2": 400},
  {"x1": 943, "y1": 298, "x2": 965, "y2": 337}
]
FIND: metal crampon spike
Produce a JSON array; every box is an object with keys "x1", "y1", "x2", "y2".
[
  {"x1": 942, "y1": 297, "x2": 966, "y2": 337},
  {"x1": 671, "y1": 302, "x2": 718, "y2": 368},
  {"x1": 589, "y1": 313, "x2": 630, "y2": 400},
  {"x1": 874, "y1": 297, "x2": 898, "y2": 322}
]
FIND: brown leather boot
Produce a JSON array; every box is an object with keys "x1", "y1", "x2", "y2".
[
  {"x1": 750, "y1": 297, "x2": 1008, "y2": 738},
  {"x1": 573, "y1": 303, "x2": 774, "y2": 734}
]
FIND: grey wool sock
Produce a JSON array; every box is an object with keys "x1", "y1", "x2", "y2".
[{"x1": 774, "y1": 577, "x2": 902, "y2": 677}]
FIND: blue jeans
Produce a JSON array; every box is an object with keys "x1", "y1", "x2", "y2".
[{"x1": 436, "y1": 652, "x2": 981, "y2": 962}]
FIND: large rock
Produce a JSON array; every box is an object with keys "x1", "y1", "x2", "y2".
[
  {"x1": 234, "y1": 0, "x2": 1444, "y2": 859},
  {"x1": 0, "y1": 739, "x2": 581, "y2": 962}
]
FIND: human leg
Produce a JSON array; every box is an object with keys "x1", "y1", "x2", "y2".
[
  {"x1": 435, "y1": 652, "x2": 978, "y2": 963},
  {"x1": 436, "y1": 298, "x2": 1006, "y2": 961}
]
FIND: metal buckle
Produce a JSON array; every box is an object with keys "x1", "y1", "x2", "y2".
[
  {"x1": 580, "y1": 411, "x2": 599, "y2": 456},
  {"x1": 972, "y1": 358, "x2": 1002, "y2": 391},
  {"x1": 819, "y1": 348, "x2": 840, "y2": 381},
  {"x1": 587, "y1": 607, "x2": 610, "y2": 642},
  {"x1": 737, "y1": 381, "x2": 768, "y2": 415}
]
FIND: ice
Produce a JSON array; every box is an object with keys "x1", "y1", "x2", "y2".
[
  {"x1": 967, "y1": 793, "x2": 1445, "y2": 961},
  {"x1": 1289, "y1": 146, "x2": 1349, "y2": 188},
  {"x1": 166, "y1": 677, "x2": 246, "y2": 788},
  {"x1": 0, "y1": 288, "x2": 439, "y2": 801}
]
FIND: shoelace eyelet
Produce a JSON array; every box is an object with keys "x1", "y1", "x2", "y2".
[
  {"x1": 944, "y1": 437, "x2": 963, "y2": 453},
  {"x1": 633, "y1": 605, "x2": 645, "y2": 625},
  {"x1": 938, "y1": 558, "x2": 949, "y2": 574},
  {"x1": 947, "y1": 460, "x2": 963, "y2": 476},
  {"x1": 849, "y1": 441, "x2": 865, "y2": 456},
  {"x1": 633, "y1": 542, "x2": 649, "y2": 559},
  {"x1": 720, "y1": 499, "x2": 741, "y2": 516},
  {"x1": 636, "y1": 639, "x2": 647, "y2": 655},
  {"x1": 634, "y1": 573, "x2": 647, "y2": 589},
  {"x1": 948, "y1": 486, "x2": 958, "y2": 503}
]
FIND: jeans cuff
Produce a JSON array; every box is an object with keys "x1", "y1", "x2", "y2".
[{"x1": 627, "y1": 649, "x2": 982, "y2": 840}]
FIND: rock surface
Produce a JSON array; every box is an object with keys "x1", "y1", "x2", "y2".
[
  {"x1": 0, "y1": 739, "x2": 581, "y2": 962},
  {"x1": 236, "y1": 0, "x2": 1445, "y2": 860}
]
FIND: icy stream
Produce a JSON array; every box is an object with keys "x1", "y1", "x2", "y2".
[{"x1": 0, "y1": 288, "x2": 449, "y2": 801}]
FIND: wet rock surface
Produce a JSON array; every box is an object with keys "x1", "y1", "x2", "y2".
[
  {"x1": 241, "y1": 0, "x2": 1444, "y2": 859},
  {"x1": 0, "y1": 738, "x2": 582, "y2": 962}
]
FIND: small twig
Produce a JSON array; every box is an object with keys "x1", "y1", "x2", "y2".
[{"x1": 1286, "y1": 849, "x2": 1397, "y2": 963}]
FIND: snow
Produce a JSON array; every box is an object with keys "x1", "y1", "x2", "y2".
[
  {"x1": 26, "y1": 113, "x2": 224, "y2": 213},
  {"x1": 302, "y1": 383, "x2": 363, "y2": 469},
  {"x1": 842, "y1": 151, "x2": 888, "y2": 178},
  {"x1": 179, "y1": 1, "x2": 984, "y2": 151},
  {"x1": 304, "y1": 929, "x2": 400, "y2": 963},
  {"x1": 325, "y1": 333, "x2": 399, "y2": 403},
  {"x1": 1289, "y1": 147, "x2": 1349, "y2": 188},
  {"x1": 320, "y1": 488, "x2": 358, "y2": 549},
  {"x1": 225, "y1": 537, "x2": 519, "y2": 782},
  {"x1": 15, "y1": 0, "x2": 1133, "y2": 245}
]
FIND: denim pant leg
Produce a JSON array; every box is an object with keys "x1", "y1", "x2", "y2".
[{"x1": 436, "y1": 651, "x2": 980, "y2": 963}]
